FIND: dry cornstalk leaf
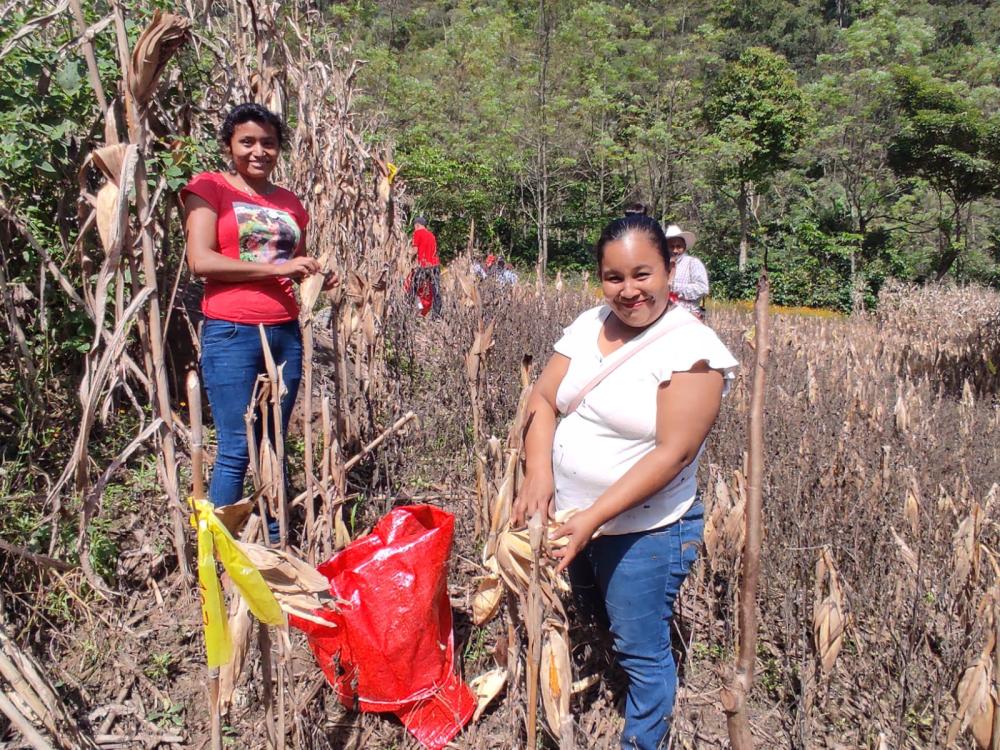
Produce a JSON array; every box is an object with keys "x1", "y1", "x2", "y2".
[
  {"x1": 469, "y1": 667, "x2": 508, "y2": 722},
  {"x1": 213, "y1": 499, "x2": 254, "y2": 537},
  {"x1": 239, "y1": 543, "x2": 331, "y2": 595},
  {"x1": 91, "y1": 144, "x2": 127, "y2": 186},
  {"x1": 128, "y1": 11, "x2": 190, "y2": 107},
  {"x1": 946, "y1": 645, "x2": 995, "y2": 749}
]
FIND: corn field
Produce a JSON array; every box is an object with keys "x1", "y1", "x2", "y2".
[{"x1": 1, "y1": 3, "x2": 999, "y2": 749}]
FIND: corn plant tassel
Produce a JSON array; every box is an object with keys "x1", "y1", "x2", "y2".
[{"x1": 722, "y1": 270, "x2": 770, "y2": 749}]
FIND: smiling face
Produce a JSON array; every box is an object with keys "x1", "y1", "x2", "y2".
[
  {"x1": 227, "y1": 120, "x2": 280, "y2": 182},
  {"x1": 599, "y1": 230, "x2": 673, "y2": 329}
]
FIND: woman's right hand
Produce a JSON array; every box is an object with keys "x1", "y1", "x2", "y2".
[
  {"x1": 273, "y1": 256, "x2": 319, "y2": 280},
  {"x1": 512, "y1": 474, "x2": 554, "y2": 528}
]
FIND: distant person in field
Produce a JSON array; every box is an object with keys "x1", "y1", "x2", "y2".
[
  {"x1": 624, "y1": 201, "x2": 648, "y2": 216},
  {"x1": 512, "y1": 214, "x2": 738, "y2": 750},
  {"x1": 182, "y1": 102, "x2": 336, "y2": 542},
  {"x1": 409, "y1": 216, "x2": 442, "y2": 316},
  {"x1": 665, "y1": 223, "x2": 709, "y2": 318},
  {"x1": 497, "y1": 261, "x2": 518, "y2": 287}
]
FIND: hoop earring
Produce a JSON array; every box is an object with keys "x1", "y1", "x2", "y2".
[{"x1": 227, "y1": 160, "x2": 237, "y2": 175}]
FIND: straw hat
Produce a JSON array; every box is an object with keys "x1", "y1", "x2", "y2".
[{"x1": 663, "y1": 224, "x2": 696, "y2": 250}]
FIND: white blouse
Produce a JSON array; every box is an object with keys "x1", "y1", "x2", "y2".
[{"x1": 551, "y1": 304, "x2": 738, "y2": 535}]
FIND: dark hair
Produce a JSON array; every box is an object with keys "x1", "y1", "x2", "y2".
[
  {"x1": 623, "y1": 201, "x2": 647, "y2": 216},
  {"x1": 219, "y1": 102, "x2": 288, "y2": 150},
  {"x1": 594, "y1": 215, "x2": 672, "y2": 269}
]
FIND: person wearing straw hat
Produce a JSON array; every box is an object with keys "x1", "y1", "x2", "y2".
[{"x1": 664, "y1": 223, "x2": 709, "y2": 318}]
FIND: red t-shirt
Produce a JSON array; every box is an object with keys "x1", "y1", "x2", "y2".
[
  {"x1": 181, "y1": 172, "x2": 309, "y2": 324},
  {"x1": 413, "y1": 226, "x2": 439, "y2": 267}
]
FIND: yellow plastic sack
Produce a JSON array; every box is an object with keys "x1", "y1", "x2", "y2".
[{"x1": 190, "y1": 498, "x2": 284, "y2": 668}]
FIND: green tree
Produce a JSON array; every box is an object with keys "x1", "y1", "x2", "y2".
[
  {"x1": 887, "y1": 66, "x2": 1000, "y2": 279},
  {"x1": 705, "y1": 46, "x2": 811, "y2": 270}
]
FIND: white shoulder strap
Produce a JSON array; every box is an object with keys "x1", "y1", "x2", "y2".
[{"x1": 563, "y1": 312, "x2": 699, "y2": 416}]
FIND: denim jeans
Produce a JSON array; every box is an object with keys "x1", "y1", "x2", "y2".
[
  {"x1": 200, "y1": 319, "x2": 302, "y2": 513},
  {"x1": 569, "y1": 500, "x2": 704, "y2": 750}
]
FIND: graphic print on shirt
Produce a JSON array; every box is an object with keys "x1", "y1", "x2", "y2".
[{"x1": 233, "y1": 202, "x2": 300, "y2": 265}]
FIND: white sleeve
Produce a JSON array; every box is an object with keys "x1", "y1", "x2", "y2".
[
  {"x1": 673, "y1": 257, "x2": 709, "y2": 301},
  {"x1": 553, "y1": 306, "x2": 601, "y2": 358},
  {"x1": 651, "y1": 325, "x2": 738, "y2": 391}
]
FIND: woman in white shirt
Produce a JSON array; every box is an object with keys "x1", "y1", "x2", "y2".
[{"x1": 512, "y1": 214, "x2": 737, "y2": 750}]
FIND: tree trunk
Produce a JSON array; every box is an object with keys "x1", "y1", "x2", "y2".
[
  {"x1": 737, "y1": 181, "x2": 750, "y2": 272},
  {"x1": 535, "y1": 0, "x2": 550, "y2": 280},
  {"x1": 933, "y1": 201, "x2": 964, "y2": 281}
]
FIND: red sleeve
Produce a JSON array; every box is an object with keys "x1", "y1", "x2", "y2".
[
  {"x1": 287, "y1": 191, "x2": 309, "y2": 230},
  {"x1": 181, "y1": 172, "x2": 222, "y2": 212}
]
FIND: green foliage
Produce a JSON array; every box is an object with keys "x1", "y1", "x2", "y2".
[{"x1": 705, "y1": 46, "x2": 811, "y2": 190}]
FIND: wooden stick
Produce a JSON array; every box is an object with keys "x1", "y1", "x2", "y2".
[
  {"x1": 0, "y1": 691, "x2": 55, "y2": 750},
  {"x1": 721, "y1": 271, "x2": 770, "y2": 750},
  {"x1": 186, "y1": 372, "x2": 221, "y2": 750},
  {"x1": 0, "y1": 540, "x2": 75, "y2": 572},
  {"x1": 300, "y1": 319, "x2": 317, "y2": 556},
  {"x1": 342, "y1": 412, "x2": 416, "y2": 472},
  {"x1": 524, "y1": 511, "x2": 545, "y2": 748},
  {"x1": 259, "y1": 624, "x2": 277, "y2": 750}
]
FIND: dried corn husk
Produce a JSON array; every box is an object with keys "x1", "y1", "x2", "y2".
[
  {"x1": 94, "y1": 182, "x2": 118, "y2": 252},
  {"x1": 890, "y1": 527, "x2": 918, "y2": 575},
  {"x1": 299, "y1": 252, "x2": 330, "y2": 315},
  {"x1": 813, "y1": 549, "x2": 846, "y2": 674},
  {"x1": 237, "y1": 542, "x2": 338, "y2": 624},
  {"x1": 540, "y1": 621, "x2": 573, "y2": 742},
  {"x1": 472, "y1": 572, "x2": 504, "y2": 626},
  {"x1": 953, "y1": 504, "x2": 981, "y2": 590},
  {"x1": 218, "y1": 595, "x2": 252, "y2": 716},
  {"x1": 469, "y1": 667, "x2": 507, "y2": 722},
  {"x1": 128, "y1": 11, "x2": 191, "y2": 107},
  {"x1": 904, "y1": 486, "x2": 920, "y2": 536}
]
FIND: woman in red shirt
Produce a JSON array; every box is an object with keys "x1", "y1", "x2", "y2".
[{"x1": 182, "y1": 103, "x2": 330, "y2": 534}]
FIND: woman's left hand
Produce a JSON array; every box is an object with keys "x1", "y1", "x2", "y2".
[
  {"x1": 322, "y1": 270, "x2": 340, "y2": 291},
  {"x1": 549, "y1": 509, "x2": 601, "y2": 573}
]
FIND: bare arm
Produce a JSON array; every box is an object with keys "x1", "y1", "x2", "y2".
[
  {"x1": 551, "y1": 361, "x2": 724, "y2": 571},
  {"x1": 184, "y1": 193, "x2": 319, "y2": 282},
  {"x1": 511, "y1": 353, "x2": 570, "y2": 527}
]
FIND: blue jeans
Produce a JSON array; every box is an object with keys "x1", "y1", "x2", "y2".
[
  {"x1": 569, "y1": 501, "x2": 704, "y2": 750},
  {"x1": 200, "y1": 319, "x2": 302, "y2": 513}
]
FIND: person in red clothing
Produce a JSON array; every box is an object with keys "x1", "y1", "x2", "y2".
[
  {"x1": 182, "y1": 102, "x2": 335, "y2": 540},
  {"x1": 410, "y1": 216, "x2": 442, "y2": 316}
]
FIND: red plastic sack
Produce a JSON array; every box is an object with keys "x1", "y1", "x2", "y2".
[{"x1": 290, "y1": 505, "x2": 475, "y2": 749}]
